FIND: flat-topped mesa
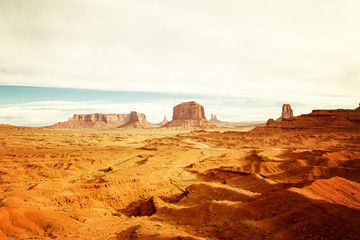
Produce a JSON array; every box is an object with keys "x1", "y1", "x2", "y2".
[
  {"x1": 162, "y1": 101, "x2": 217, "y2": 128},
  {"x1": 276, "y1": 104, "x2": 293, "y2": 122},
  {"x1": 71, "y1": 113, "x2": 130, "y2": 125},
  {"x1": 118, "y1": 111, "x2": 153, "y2": 129},
  {"x1": 263, "y1": 104, "x2": 360, "y2": 131},
  {"x1": 50, "y1": 112, "x2": 150, "y2": 129},
  {"x1": 56, "y1": 113, "x2": 131, "y2": 128},
  {"x1": 173, "y1": 101, "x2": 205, "y2": 120}
]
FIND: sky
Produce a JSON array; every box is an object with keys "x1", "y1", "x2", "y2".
[{"x1": 0, "y1": 0, "x2": 359, "y2": 126}]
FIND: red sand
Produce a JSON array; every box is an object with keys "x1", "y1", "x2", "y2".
[{"x1": 1, "y1": 113, "x2": 360, "y2": 239}]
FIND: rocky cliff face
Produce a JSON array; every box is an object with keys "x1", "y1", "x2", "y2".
[
  {"x1": 118, "y1": 111, "x2": 153, "y2": 129},
  {"x1": 50, "y1": 112, "x2": 150, "y2": 129},
  {"x1": 172, "y1": 101, "x2": 205, "y2": 120},
  {"x1": 128, "y1": 111, "x2": 147, "y2": 122},
  {"x1": 276, "y1": 104, "x2": 293, "y2": 121},
  {"x1": 281, "y1": 104, "x2": 293, "y2": 119},
  {"x1": 210, "y1": 114, "x2": 223, "y2": 124},
  {"x1": 163, "y1": 101, "x2": 216, "y2": 128},
  {"x1": 71, "y1": 113, "x2": 130, "y2": 126},
  {"x1": 265, "y1": 105, "x2": 360, "y2": 130}
]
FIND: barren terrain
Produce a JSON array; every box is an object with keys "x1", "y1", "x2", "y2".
[{"x1": 1, "y1": 125, "x2": 360, "y2": 239}]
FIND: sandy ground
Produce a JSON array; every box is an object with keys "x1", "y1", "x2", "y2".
[{"x1": 0, "y1": 126, "x2": 360, "y2": 240}]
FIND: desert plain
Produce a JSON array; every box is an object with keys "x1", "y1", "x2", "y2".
[{"x1": 1, "y1": 111, "x2": 360, "y2": 240}]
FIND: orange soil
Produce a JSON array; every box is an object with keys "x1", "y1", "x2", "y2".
[{"x1": 0, "y1": 125, "x2": 360, "y2": 240}]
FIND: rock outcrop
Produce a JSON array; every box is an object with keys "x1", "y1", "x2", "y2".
[
  {"x1": 162, "y1": 101, "x2": 217, "y2": 128},
  {"x1": 172, "y1": 101, "x2": 205, "y2": 120},
  {"x1": 264, "y1": 105, "x2": 360, "y2": 130},
  {"x1": 50, "y1": 112, "x2": 151, "y2": 129},
  {"x1": 158, "y1": 116, "x2": 169, "y2": 127},
  {"x1": 118, "y1": 111, "x2": 153, "y2": 129},
  {"x1": 276, "y1": 104, "x2": 293, "y2": 122},
  {"x1": 210, "y1": 114, "x2": 223, "y2": 124}
]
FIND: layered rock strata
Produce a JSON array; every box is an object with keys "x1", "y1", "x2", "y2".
[
  {"x1": 162, "y1": 101, "x2": 216, "y2": 128},
  {"x1": 50, "y1": 112, "x2": 151, "y2": 129},
  {"x1": 118, "y1": 111, "x2": 153, "y2": 129},
  {"x1": 265, "y1": 105, "x2": 360, "y2": 130},
  {"x1": 276, "y1": 104, "x2": 293, "y2": 121}
]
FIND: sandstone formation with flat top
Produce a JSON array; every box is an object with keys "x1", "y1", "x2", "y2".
[
  {"x1": 265, "y1": 105, "x2": 360, "y2": 130},
  {"x1": 162, "y1": 101, "x2": 216, "y2": 128},
  {"x1": 118, "y1": 111, "x2": 153, "y2": 129},
  {"x1": 172, "y1": 101, "x2": 205, "y2": 120},
  {"x1": 50, "y1": 112, "x2": 151, "y2": 129}
]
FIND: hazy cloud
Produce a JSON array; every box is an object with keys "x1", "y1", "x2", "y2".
[{"x1": 0, "y1": 0, "x2": 359, "y2": 125}]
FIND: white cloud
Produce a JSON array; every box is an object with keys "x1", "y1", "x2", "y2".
[
  {"x1": 0, "y1": 99, "x2": 184, "y2": 126},
  {"x1": 0, "y1": 0, "x2": 359, "y2": 124}
]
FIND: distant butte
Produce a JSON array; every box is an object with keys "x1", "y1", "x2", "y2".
[
  {"x1": 209, "y1": 114, "x2": 224, "y2": 124},
  {"x1": 276, "y1": 104, "x2": 293, "y2": 122},
  {"x1": 50, "y1": 112, "x2": 152, "y2": 129},
  {"x1": 118, "y1": 111, "x2": 153, "y2": 129},
  {"x1": 162, "y1": 101, "x2": 217, "y2": 128},
  {"x1": 158, "y1": 116, "x2": 169, "y2": 126},
  {"x1": 264, "y1": 104, "x2": 360, "y2": 131}
]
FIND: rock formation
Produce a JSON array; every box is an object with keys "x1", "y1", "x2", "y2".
[
  {"x1": 264, "y1": 105, "x2": 360, "y2": 130},
  {"x1": 276, "y1": 104, "x2": 293, "y2": 121},
  {"x1": 118, "y1": 111, "x2": 153, "y2": 129},
  {"x1": 50, "y1": 112, "x2": 151, "y2": 129},
  {"x1": 162, "y1": 101, "x2": 217, "y2": 128},
  {"x1": 158, "y1": 116, "x2": 169, "y2": 127},
  {"x1": 172, "y1": 101, "x2": 205, "y2": 120},
  {"x1": 210, "y1": 114, "x2": 223, "y2": 124}
]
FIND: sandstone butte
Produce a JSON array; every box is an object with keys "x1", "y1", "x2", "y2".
[
  {"x1": 209, "y1": 114, "x2": 223, "y2": 124},
  {"x1": 118, "y1": 111, "x2": 153, "y2": 129},
  {"x1": 50, "y1": 112, "x2": 152, "y2": 129},
  {"x1": 162, "y1": 101, "x2": 217, "y2": 128},
  {"x1": 48, "y1": 101, "x2": 217, "y2": 129},
  {"x1": 276, "y1": 104, "x2": 294, "y2": 122},
  {"x1": 264, "y1": 104, "x2": 360, "y2": 131}
]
